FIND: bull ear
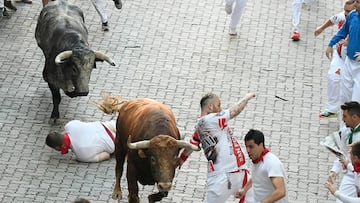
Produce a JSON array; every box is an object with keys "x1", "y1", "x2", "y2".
[
  {"x1": 94, "y1": 51, "x2": 115, "y2": 66},
  {"x1": 138, "y1": 150, "x2": 147, "y2": 158},
  {"x1": 55, "y1": 50, "x2": 73, "y2": 64}
]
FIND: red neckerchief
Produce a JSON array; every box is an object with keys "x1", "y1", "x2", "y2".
[
  {"x1": 354, "y1": 163, "x2": 360, "y2": 173},
  {"x1": 252, "y1": 148, "x2": 270, "y2": 164},
  {"x1": 61, "y1": 133, "x2": 71, "y2": 155}
]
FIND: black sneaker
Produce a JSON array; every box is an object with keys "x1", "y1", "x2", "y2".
[
  {"x1": 2, "y1": 7, "x2": 10, "y2": 18},
  {"x1": 113, "y1": 0, "x2": 122, "y2": 9},
  {"x1": 102, "y1": 22, "x2": 109, "y2": 31},
  {"x1": 4, "y1": 0, "x2": 17, "y2": 11}
]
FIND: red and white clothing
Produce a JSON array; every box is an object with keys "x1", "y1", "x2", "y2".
[
  {"x1": 251, "y1": 152, "x2": 288, "y2": 203},
  {"x1": 331, "y1": 127, "x2": 360, "y2": 203},
  {"x1": 326, "y1": 12, "x2": 347, "y2": 114},
  {"x1": 333, "y1": 163, "x2": 360, "y2": 203},
  {"x1": 189, "y1": 110, "x2": 251, "y2": 203},
  {"x1": 64, "y1": 120, "x2": 116, "y2": 162}
]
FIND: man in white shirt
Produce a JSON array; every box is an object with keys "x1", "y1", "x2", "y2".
[
  {"x1": 236, "y1": 129, "x2": 288, "y2": 203},
  {"x1": 328, "y1": 101, "x2": 360, "y2": 203},
  {"x1": 45, "y1": 120, "x2": 116, "y2": 162},
  {"x1": 178, "y1": 92, "x2": 256, "y2": 203}
]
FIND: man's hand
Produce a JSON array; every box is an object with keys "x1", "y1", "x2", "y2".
[
  {"x1": 326, "y1": 46, "x2": 333, "y2": 60},
  {"x1": 328, "y1": 171, "x2": 337, "y2": 184},
  {"x1": 235, "y1": 189, "x2": 246, "y2": 199},
  {"x1": 325, "y1": 181, "x2": 337, "y2": 195},
  {"x1": 244, "y1": 93, "x2": 256, "y2": 101},
  {"x1": 314, "y1": 27, "x2": 324, "y2": 37},
  {"x1": 354, "y1": 52, "x2": 360, "y2": 61}
]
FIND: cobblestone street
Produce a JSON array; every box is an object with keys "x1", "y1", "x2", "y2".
[{"x1": 0, "y1": 0, "x2": 346, "y2": 202}]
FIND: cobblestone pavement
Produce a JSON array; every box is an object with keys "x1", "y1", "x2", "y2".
[{"x1": 0, "y1": 0, "x2": 347, "y2": 202}]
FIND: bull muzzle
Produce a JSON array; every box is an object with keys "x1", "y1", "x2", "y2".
[{"x1": 157, "y1": 182, "x2": 172, "y2": 192}]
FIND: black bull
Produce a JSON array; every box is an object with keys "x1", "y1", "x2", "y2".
[
  {"x1": 112, "y1": 98, "x2": 199, "y2": 203},
  {"x1": 35, "y1": 0, "x2": 115, "y2": 123}
]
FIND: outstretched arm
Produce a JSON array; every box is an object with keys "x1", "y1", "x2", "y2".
[
  {"x1": 229, "y1": 93, "x2": 256, "y2": 119},
  {"x1": 314, "y1": 19, "x2": 334, "y2": 37}
]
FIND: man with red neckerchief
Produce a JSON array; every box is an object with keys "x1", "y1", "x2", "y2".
[
  {"x1": 328, "y1": 101, "x2": 360, "y2": 203},
  {"x1": 236, "y1": 129, "x2": 288, "y2": 203},
  {"x1": 178, "y1": 92, "x2": 255, "y2": 203},
  {"x1": 325, "y1": 141, "x2": 360, "y2": 202},
  {"x1": 45, "y1": 120, "x2": 116, "y2": 162}
]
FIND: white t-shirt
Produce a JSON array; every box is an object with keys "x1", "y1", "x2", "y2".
[
  {"x1": 251, "y1": 152, "x2": 288, "y2": 203},
  {"x1": 330, "y1": 11, "x2": 347, "y2": 59},
  {"x1": 64, "y1": 120, "x2": 116, "y2": 162},
  {"x1": 192, "y1": 110, "x2": 246, "y2": 177}
]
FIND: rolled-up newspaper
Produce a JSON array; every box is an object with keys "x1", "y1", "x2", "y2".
[{"x1": 320, "y1": 132, "x2": 345, "y2": 160}]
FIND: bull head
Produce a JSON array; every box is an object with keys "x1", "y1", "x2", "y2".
[
  {"x1": 55, "y1": 50, "x2": 115, "y2": 66},
  {"x1": 127, "y1": 134, "x2": 200, "y2": 192}
]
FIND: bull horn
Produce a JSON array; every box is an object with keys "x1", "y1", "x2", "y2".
[
  {"x1": 55, "y1": 50, "x2": 73, "y2": 64},
  {"x1": 176, "y1": 140, "x2": 201, "y2": 151},
  {"x1": 95, "y1": 51, "x2": 116, "y2": 66},
  {"x1": 127, "y1": 135, "x2": 150, "y2": 149}
]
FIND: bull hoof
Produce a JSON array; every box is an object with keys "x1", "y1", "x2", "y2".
[
  {"x1": 113, "y1": 0, "x2": 122, "y2": 9},
  {"x1": 148, "y1": 192, "x2": 167, "y2": 202},
  {"x1": 111, "y1": 191, "x2": 122, "y2": 200}
]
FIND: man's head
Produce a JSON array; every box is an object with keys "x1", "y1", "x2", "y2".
[
  {"x1": 244, "y1": 129, "x2": 265, "y2": 161},
  {"x1": 351, "y1": 142, "x2": 360, "y2": 164},
  {"x1": 344, "y1": 0, "x2": 355, "y2": 17},
  {"x1": 45, "y1": 132, "x2": 64, "y2": 151},
  {"x1": 200, "y1": 93, "x2": 222, "y2": 115},
  {"x1": 341, "y1": 101, "x2": 360, "y2": 129},
  {"x1": 354, "y1": 0, "x2": 360, "y2": 14}
]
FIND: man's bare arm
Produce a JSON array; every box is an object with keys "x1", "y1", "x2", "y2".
[
  {"x1": 229, "y1": 93, "x2": 256, "y2": 119},
  {"x1": 261, "y1": 177, "x2": 286, "y2": 203}
]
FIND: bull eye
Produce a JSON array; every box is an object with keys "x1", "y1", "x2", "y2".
[
  {"x1": 72, "y1": 66, "x2": 79, "y2": 75},
  {"x1": 151, "y1": 156, "x2": 156, "y2": 165}
]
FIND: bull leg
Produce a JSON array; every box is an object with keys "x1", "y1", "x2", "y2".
[
  {"x1": 127, "y1": 161, "x2": 140, "y2": 203},
  {"x1": 48, "y1": 83, "x2": 61, "y2": 124},
  {"x1": 112, "y1": 144, "x2": 126, "y2": 200},
  {"x1": 148, "y1": 191, "x2": 168, "y2": 203}
]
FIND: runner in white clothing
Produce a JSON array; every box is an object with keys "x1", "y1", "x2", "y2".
[
  {"x1": 45, "y1": 120, "x2": 116, "y2": 162},
  {"x1": 325, "y1": 141, "x2": 360, "y2": 203},
  {"x1": 178, "y1": 92, "x2": 256, "y2": 203},
  {"x1": 315, "y1": 0, "x2": 355, "y2": 118},
  {"x1": 236, "y1": 129, "x2": 288, "y2": 203},
  {"x1": 328, "y1": 102, "x2": 360, "y2": 203}
]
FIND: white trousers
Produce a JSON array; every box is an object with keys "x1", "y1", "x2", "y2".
[
  {"x1": 336, "y1": 170, "x2": 357, "y2": 203},
  {"x1": 325, "y1": 51, "x2": 344, "y2": 113},
  {"x1": 91, "y1": 0, "x2": 108, "y2": 23},
  {"x1": 292, "y1": 0, "x2": 315, "y2": 31},
  {"x1": 341, "y1": 57, "x2": 360, "y2": 103},
  {"x1": 225, "y1": 0, "x2": 247, "y2": 29},
  {"x1": 0, "y1": 0, "x2": 3, "y2": 8},
  {"x1": 207, "y1": 170, "x2": 253, "y2": 203}
]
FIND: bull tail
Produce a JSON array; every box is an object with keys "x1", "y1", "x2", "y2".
[{"x1": 94, "y1": 93, "x2": 127, "y2": 114}]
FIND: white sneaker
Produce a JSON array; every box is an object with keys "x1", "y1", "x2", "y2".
[
  {"x1": 229, "y1": 28, "x2": 237, "y2": 36},
  {"x1": 225, "y1": 3, "x2": 232, "y2": 15}
]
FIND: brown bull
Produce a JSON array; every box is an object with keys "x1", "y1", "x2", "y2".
[{"x1": 97, "y1": 97, "x2": 199, "y2": 203}]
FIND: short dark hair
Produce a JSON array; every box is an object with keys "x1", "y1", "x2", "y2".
[
  {"x1": 341, "y1": 101, "x2": 360, "y2": 117},
  {"x1": 244, "y1": 129, "x2": 265, "y2": 147},
  {"x1": 345, "y1": 0, "x2": 355, "y2": 5},
  {"x1": 200, "y1": 93, "x2": 218, "y2": 109},
  {"x1": 45, "y1": 132, "x2": 64, "y2": 149},
  {"x1": 352, "y1": 142, "x2": 360, "y2": 159},
  {"x1": 73, "y1": 198, "x2": 90, "y2": 203}
]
